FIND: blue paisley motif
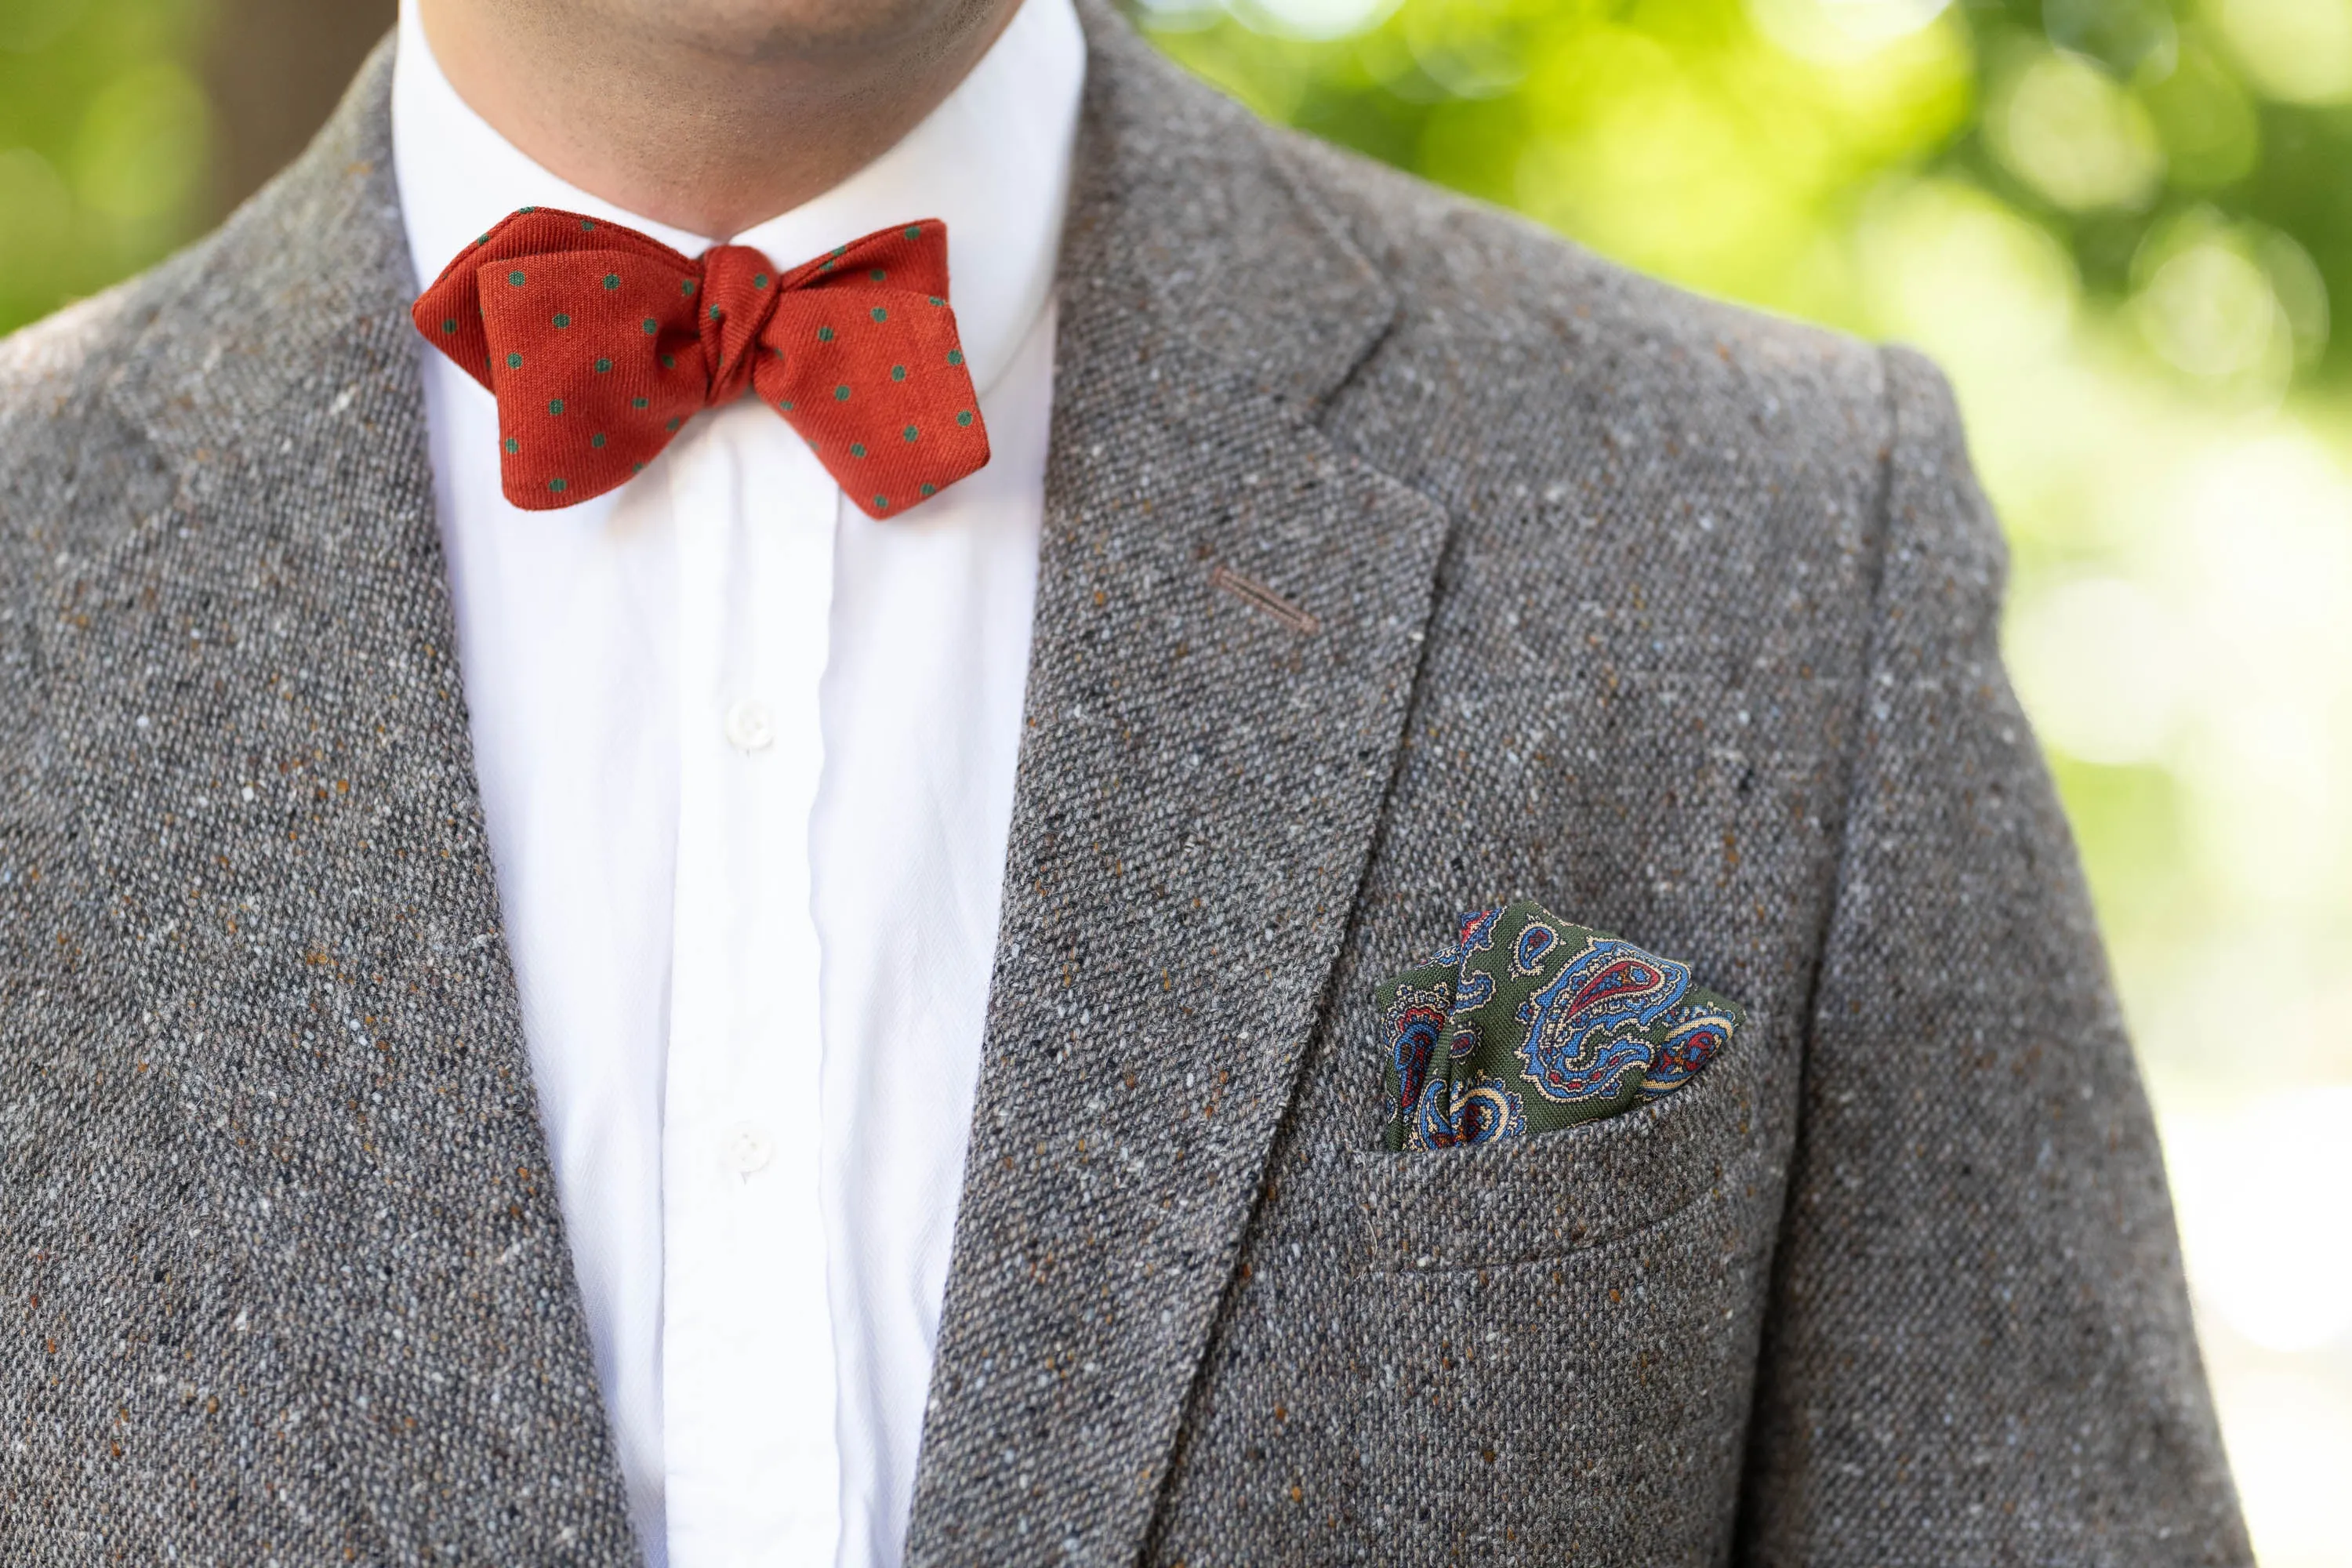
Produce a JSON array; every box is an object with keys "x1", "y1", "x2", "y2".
[
  {"x1": 1409, "y1": 1077, "x2": 1453, "y2": 1148},
  {"x1": 1446, "y1": 1018, "x2": 1483, "y2": 1061},
  {"x1": 1384, "y1": 985, "x2": 1451, "y2": 1120},
  {"x1": 1410, "y1": 1072, "x2": 1527, "y2": 1149},
  {"x1": 1509, "y1": 920, "x2": 1559, "y2": 976},
  {"x1": 1452, "y1": 967, "x2": 1496, "y2": 1013},
  {"x1": 1451, "y1": 1074, "x2": 1527, "y2": 1145},
  {"x1": 1515, "y1": 938, "x2": 1692, "y2": 1105},
  {"x1": 1642, "y1": 1000, "x2": 1734, "y2": 1099},
  {"x1": 1432, "y1": 907, "x2": 1501, "y2": 966}
]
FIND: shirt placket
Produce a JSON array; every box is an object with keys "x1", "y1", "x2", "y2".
[{"x1": 660, "y1": 404, "x2": 844, "y2": 1567}]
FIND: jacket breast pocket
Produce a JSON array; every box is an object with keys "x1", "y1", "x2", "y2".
[
  {"x1": 1344, "y1": 1014, "x2": 1773, "y2": 1276},
  {"x1": 1312, "y1": 1015, "x2": 1789, "y2": 1566}
]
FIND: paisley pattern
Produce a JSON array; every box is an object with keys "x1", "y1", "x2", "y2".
[
  {"x1": 1515, "y1": 939, "x2": 1690, "y2": 1105},
  {"x1": 1411, "y1": 1073, "x2": 1526, "y2": 1149},
  {"x1": 1453, "y1": 967, "x2": 1495, "y2": 1013},
  {"x1": 1509, "y1": 919, "x2": 1559, "y2": 977},
  {"x1": 1375, "y1": 899, "x2": 1744, "y2": 1151},
  {"x1": 1514, "y1": 1018, "x2": 1652, "y2": 1108},
  {"x1": 1642, "y1": 999, "x2": 1736, "y2": 1099},
  {"x1": 1432, "y1": 906, "x2": 1501, "y2": 966},
  {"x1": 1383, "y1": 983, "x2": 1452, "y2": 1123},
  {"x1": 1452, "y1": 1074, "x2": 1527, "y2": 1144}
]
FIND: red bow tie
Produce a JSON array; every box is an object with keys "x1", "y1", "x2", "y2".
[{"x1": 411, "y1": 207, "x2": 990, "y2": 518}]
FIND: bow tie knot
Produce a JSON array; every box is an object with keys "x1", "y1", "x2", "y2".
[
  {"x1": 412, "y1": 207, "x2": 991, "y2": 517},
  {"x1": 695, "y1": 241, "x2": 786, "y2": 405}
]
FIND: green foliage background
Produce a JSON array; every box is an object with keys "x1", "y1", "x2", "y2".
[
  {"x1": 0, "y1": 0, "x2": 212, "y2": 333},
  {"x1": 1148, "y1": 0, "x2": 2351, "y2": 384},
  {"x1": 5, "y1": 0, "x2": 2351, "y2": 1560}
]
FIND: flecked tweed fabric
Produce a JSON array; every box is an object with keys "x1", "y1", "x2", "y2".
[{"x1": 0, "y1": 4, "x2": 2246, "y2": 1565}]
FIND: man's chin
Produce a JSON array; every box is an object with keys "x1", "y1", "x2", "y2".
[{"x1": 612, "y1": 0, "x2": 1008, "y2": 67}]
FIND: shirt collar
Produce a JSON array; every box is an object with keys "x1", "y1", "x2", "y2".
[{"x1": 390, "y1": 0, "x2": 1083, "y2": 397}]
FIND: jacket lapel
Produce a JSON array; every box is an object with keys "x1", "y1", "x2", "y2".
[
  {"x1": 902, "y1": 11, "x2": 1452, "y2": 1566},
  {"x1": 87, "y1": 45, "x2": 641, "y2": 1563}
]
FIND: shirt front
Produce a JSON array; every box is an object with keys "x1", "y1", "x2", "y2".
[{"x1": 388, "y1": 4, "x2": 1084, "y2": 1564}]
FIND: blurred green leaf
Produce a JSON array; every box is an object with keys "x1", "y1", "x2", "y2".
[
  {"x1": 1140, "y1": 0, "x2": 2352, "y2": 387},
  {"x1": 0, "y1": 0, "x2": 94, "y2": 55},
  {"x1": 73, "y1": 60, "x2": 209, "y2": 222},
  {"x1": 0, "y1": 0, "x2": 210, "y2": 332}
]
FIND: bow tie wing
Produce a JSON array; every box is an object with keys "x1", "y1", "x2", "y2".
[
  {"x1": 751, "y1": 221, "x2": 991, "y2": 519},
  {"x1": 412, "y1": 208, "x2": 710, "y2": 509}
]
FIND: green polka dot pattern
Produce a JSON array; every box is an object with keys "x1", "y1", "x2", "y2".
[{"x1": 412, "y1": 207, "x2": 988, "y2": 517}]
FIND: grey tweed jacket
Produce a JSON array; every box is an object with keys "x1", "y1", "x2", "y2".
[{"x1": 0, "y1": 5, "x2": 2248, "y2": 1565}]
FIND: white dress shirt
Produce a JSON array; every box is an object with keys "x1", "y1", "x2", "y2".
[{"x1": 388, "y1": 4, "x2": 1083, "y2": 1564}]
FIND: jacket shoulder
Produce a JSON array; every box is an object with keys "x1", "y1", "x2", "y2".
[
  {"x1": 2, "y1": 34, "x2": 404, "y2": 589},
  {"x1": 1260, "y1": 125, "x2": 1914, "y2": 681},
  {"x1": 0, "y1": 283, "x2": 139, "y2": 411},
  {"x1": 0, "y1": 273, "x2": 160, "y2": 478},
  {"x1": 1277, "y1": 128, "x2": 1887, "y2": 434},
  {"x1": 0, "y1": 267, "x2": 189, "y2": 600}
]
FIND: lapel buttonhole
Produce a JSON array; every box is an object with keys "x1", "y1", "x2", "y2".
[{"x1": 1208, "y1": 561, "x2": 1320, "y2": 637}]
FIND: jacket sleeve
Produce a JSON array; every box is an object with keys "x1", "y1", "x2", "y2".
[{"x1": 1734, "y1": 346, "x2": 2251, "y2": 1565}]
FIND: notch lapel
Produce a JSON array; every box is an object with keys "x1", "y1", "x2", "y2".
[{"x1": 902, "y1": 13, "x2": 1453, "y2": 1566}]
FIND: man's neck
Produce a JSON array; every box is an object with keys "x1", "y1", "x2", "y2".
[{"x1": 413, "y1": 0, "x2": 1025, "y2": 239}]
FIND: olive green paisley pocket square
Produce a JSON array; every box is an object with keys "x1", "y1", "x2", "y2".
[{"x1": 1375, "y1": 900, "x2": 1744, "y2": 1152}]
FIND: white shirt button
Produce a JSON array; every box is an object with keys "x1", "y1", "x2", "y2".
[
  {"x1": 725, "y1": 1122, "x2": 775, "y2": 1175},
  {"x1": 724, "y1": 699, "x2": 775, "y2": 753}
]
